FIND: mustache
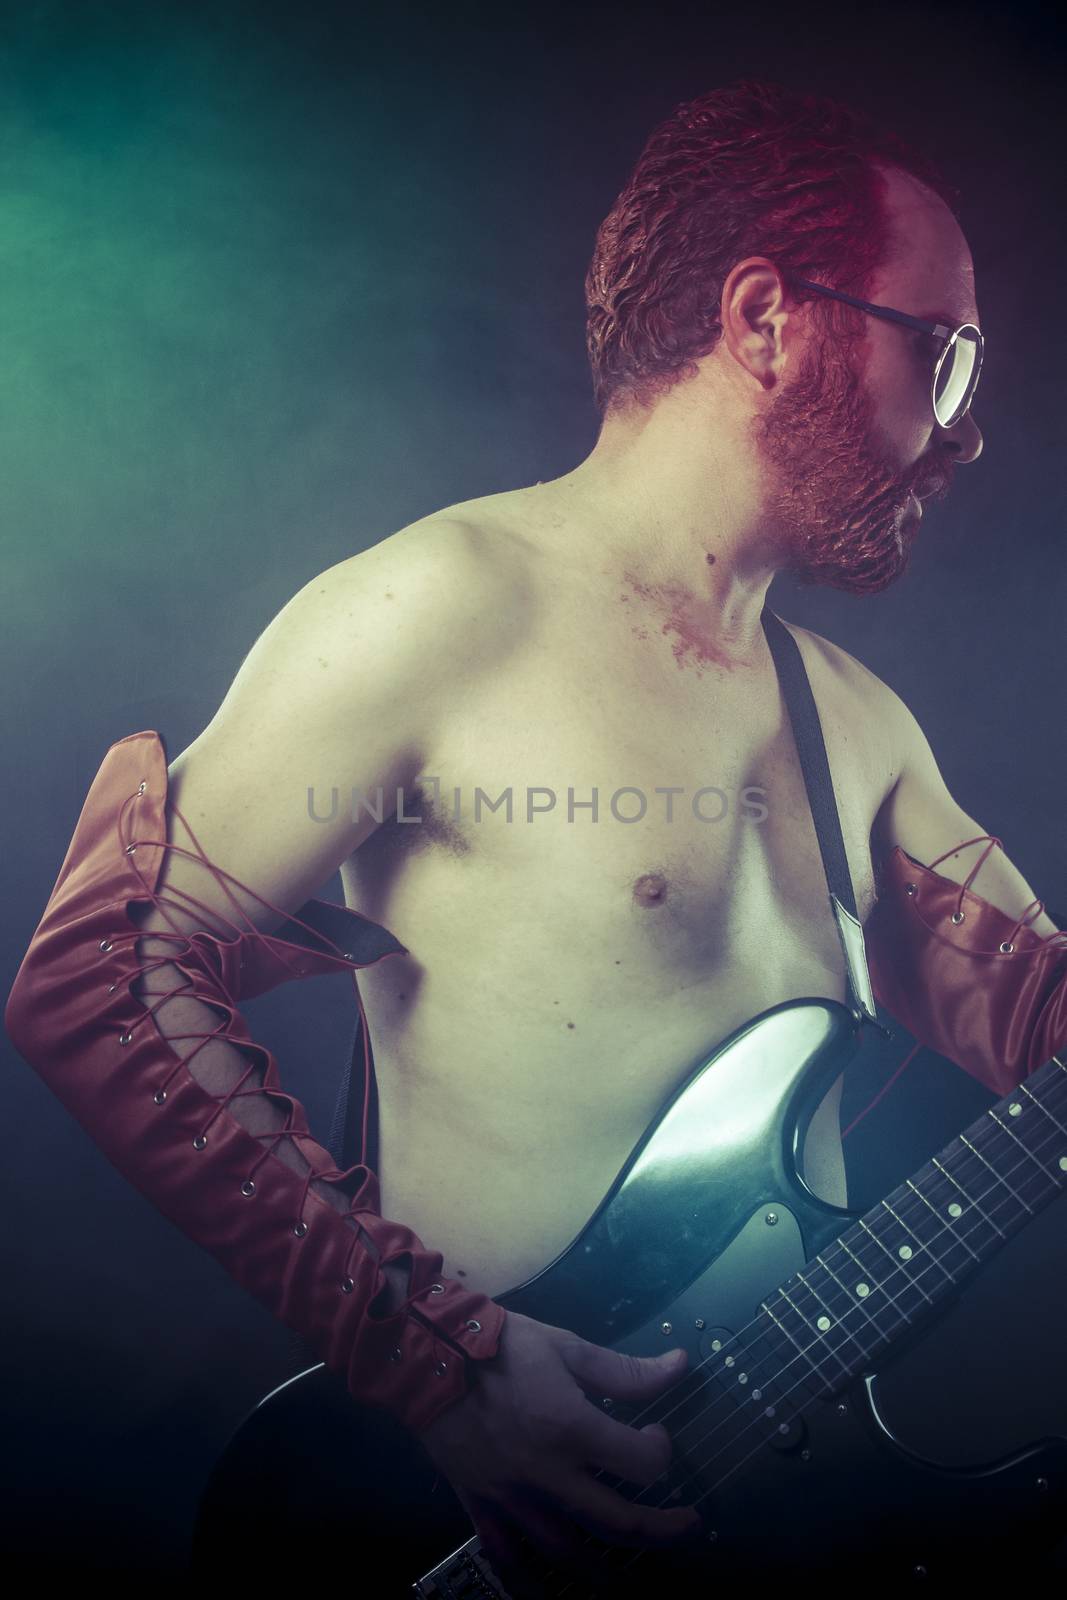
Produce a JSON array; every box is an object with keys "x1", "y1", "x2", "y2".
[{"x1": 914, "y1": 469, "x2": 954, "y2": 503}]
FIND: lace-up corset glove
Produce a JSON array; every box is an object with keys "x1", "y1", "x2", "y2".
[
  {"x1": 4, "y1": 730, "x2": 506, "y2": 1436},
  {"x1": 864, "y1": 836, "x2": 1067, "y2": 1099}
]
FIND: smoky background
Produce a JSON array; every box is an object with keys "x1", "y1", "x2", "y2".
[{"x1": 1, "y1": 0, "x2": 1065, "y2": 1571}]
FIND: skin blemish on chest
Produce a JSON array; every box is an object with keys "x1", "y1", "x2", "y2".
[
  {"x1": 621, "y1": 568, "x2": 755, "y2": 674},
  {"x1": 633, "y1": 871, "x2": 669, "y2": 908}
]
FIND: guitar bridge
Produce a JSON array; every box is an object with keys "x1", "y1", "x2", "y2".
[{"x1": 413, "y1": 1536, "x2": 511, "y2": 1598}]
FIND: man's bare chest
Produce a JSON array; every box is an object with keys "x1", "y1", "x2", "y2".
[
  {"x1": 344, "y1": 613, "x2": 890, "y2": 1009},
  {"x1": 338, "y1": 613, "x2": 893, "y2": 1289}
]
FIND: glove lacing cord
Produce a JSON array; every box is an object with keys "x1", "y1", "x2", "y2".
[
  {"x1": 923, "y1": 834, "x2": 1067, "y2": 955},
  {"x1": 110, "y1": 782, "x2": 451, "y2": 1345},
  {"x1": 848, "y1": 837, "x2": 1067, "y2": 1141}
]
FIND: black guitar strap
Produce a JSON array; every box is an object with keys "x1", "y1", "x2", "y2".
[
  {"x1": 760, "y1": 605, "x2": 880, "y2": 1029},
  {"x1": 328, "y1": 605, "x2": 883, "y2": 1176}
]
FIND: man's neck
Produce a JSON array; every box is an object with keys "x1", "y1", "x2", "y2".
[{"x1": 527, "y1": 399, "x2": 786, "y2": 664}]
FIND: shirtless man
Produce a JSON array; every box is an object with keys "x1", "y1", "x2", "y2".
[{"x1": 7, "y1": 80, "x2": 1060, "y2": 1589}]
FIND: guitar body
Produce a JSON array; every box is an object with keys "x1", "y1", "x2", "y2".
[{"x1": 192, "y1": 998, "x2": 1067, "y2": 1592}]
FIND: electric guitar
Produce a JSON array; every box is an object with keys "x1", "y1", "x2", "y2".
[{"x1": 191, "y1": 994, "x2": 1067, "y2": 1593}]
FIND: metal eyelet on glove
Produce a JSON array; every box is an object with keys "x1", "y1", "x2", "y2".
[
  {"x1": 100, "y1": 939, "x2": 114, "y2": 952},
  {"x1": 905, "y1": 883, "x2": 916, "y2": 896},
  {"x1": 341, "y1": 1277, "x2": 354, "y2": 1293},
  {"x1": 193, "y1": 1134, "x2": 207, "y2": 1150},
  {"x1": 118, "y1": 1030, "x2": 133, "y2": 1045},
  {"x1": 153, "y1": 1089, "x2": 166, "y2": 1105},
  {"x1": 951, "y1": 911, "x2": 965, "y2": 924},
  {"x1": 1000, "y1": 941, "x2": 1014, "y2": 954},
  {"x1": 466, "y1": 1319, "x2": 481, "y2": 1333},
  {"x1": 241, "y1": 1180, "x2": 256, "y2": 1196},
  {"x1": 292, "y1": 1221, "x2": 308, "y2": 1238}
]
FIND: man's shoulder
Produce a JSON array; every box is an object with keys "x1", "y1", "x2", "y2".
[
  {"x1": 335, "y1": 491, "x2": 535, "y2": 608},
  {"x1": 308, "y1": 494, "x2": 535, "y2": 663},
  {"x1": 775, "y1": 615, "x2": 899, "y2": 717}
]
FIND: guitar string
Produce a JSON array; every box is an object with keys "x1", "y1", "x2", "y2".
[
  {"x1": 528, "y1": 1065, "x2": 1067, "y2": 1599},
  {"x1": 550, "y1": 1078, "x2": 1067, "y2": 1599},
  {"x1": 644, "y1": 1074, "x2": 1066, "y2": 1446},
  {"x1": 540, "y1": 1102, "x2": 1066, "y2": 1600}
]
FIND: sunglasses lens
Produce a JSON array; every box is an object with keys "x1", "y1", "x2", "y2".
[{"x1": 934, "y1": 326, "x2": 982, "y2": 427}]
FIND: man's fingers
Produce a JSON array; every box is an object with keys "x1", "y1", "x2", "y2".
[
  {"x1": 578, "y1": 1410, "x2": 674, "y2": 1486},
  {"x1": 562, "y1": 1337, "x2": 689, "y2": 1404},
  {"x1": 557, "y1": 1471, "x2": 703, "y2": 1549}
]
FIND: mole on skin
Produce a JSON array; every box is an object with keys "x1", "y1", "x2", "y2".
[{"x1": 633, "y1": 871, "x2": 669, "y2": 908}]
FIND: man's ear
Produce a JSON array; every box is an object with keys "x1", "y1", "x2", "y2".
[{"x1": 718, "y1": 256, "x2": 796, "y2": 393}]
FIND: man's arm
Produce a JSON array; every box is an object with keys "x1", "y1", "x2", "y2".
[
  {"x1": 863, "y1": 679, "x2": 1067, "y2": 1095},
  {"x1": 124, "y1": 517, "x2": 509, "y2": 1306},
  {"x1": 870, "y1": 686, "x2": 1061, "y2": 938},
  {"x1": 5, "y1": 514, "x2": 517, "y2": 1432}
]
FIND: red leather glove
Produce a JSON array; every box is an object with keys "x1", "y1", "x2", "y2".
[
  {"x1": 4, "y1": 729, "x2": 506, "y2": 1435},
  {"x1": 865, "y1": 837, "x2": 1067, "y2": 1098}
]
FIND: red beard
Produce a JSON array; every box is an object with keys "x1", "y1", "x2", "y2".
[{"x1": 753, "y1": 330, "x2": 924, "y2": 596}]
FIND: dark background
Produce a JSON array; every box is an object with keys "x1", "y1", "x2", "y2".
[{"x1": 2, "y1": 0, "x2": 1066, "y2": 1574}]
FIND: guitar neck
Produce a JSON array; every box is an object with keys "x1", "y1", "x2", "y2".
[{"x1": 748, "y1": 1052, "x2": 1067, "y2": 1399}]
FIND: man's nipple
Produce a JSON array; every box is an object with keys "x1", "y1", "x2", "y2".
[{"x1": 633, "y1": 871, "x2": 669, "y2": 908}]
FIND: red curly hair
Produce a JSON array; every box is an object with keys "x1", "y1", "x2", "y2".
[{"x1": 585, "y1": 78, "x2": 960, "y2": 418}]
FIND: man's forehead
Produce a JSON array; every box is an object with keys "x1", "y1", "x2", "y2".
[{"x1": 872, "y1": 163, "x2": 978, "y2": 326}]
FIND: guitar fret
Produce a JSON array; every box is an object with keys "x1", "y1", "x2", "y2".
[
  {"x1": 1028, "y1": 1060, "x2": 1067, "y2": 1121},
  {"x1": 838, "y1": 1217, "x2": 899, "y2": 1296},
  {"x1": 985, "y1": 1086, "x2": 1064, "y2": 1160},
  {"x1": 928, "y1": 1155, "x2": 1004, "y2": 1256},
  {"x1": 853, "y1": 1212, "x2": 934, "y2": 1319},
  {"x1": 902, "y1": 1177, "x2": 979, "y2": 1277},
  {"x1": 959, "y1": 1131, "x2": 1032, "y2": 1218},
  {"x1": 813, "y1": 1251, "x2": 882, "y2": 1340},
  {"x1": 819, "y1": 1248, "x2": 883, "y2": 1324},
  {"x1": 874, "y1": 1198, "x2": 948, "y2": 1289},
  {"x1": 777, "y1": 1281, "x2": 853, "y2": 1387},
  {"x1": 1020, "y1": 1079, "x2": 1067, "y2": 1137},
  {"x1": 986, "y1": 1104, "x2": 1062, "y2": 1188},
  {"x1": 760, "y1": 1288, "x2": 841, "y2": 1398},
  {"x1": 955, "y1": 1122, "x2": 1033, "y2": 1224},
  {"x1": 828, "y1": 1236, "x2": 912, "y2": 1345},
  {"x1": 792, "y1": 1264, "x2": 874, "y2": 1367}
]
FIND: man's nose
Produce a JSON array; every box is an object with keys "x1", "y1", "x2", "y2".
[{"x1": 940, "y1": 407, "x2": 982, "y2": 463}]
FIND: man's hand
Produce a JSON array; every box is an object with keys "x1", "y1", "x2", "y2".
[{"x1": 419, "y1": 1310, "x2": 703, "y2": 1595}]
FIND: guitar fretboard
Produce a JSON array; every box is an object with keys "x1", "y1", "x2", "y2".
[{"x1": 742, "y1": 1053, "x2": 1067, "y2": 1407}]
